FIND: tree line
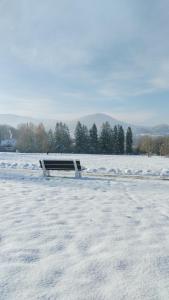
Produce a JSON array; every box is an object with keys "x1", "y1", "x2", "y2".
[
  {"x1": 14, "y1": 121, "x2": 133, "y2": 154},
  {"x1": 137, "y1": 136, "x2": 169, "y2": 156},
  {"x1": 1, "y1": 122, "x2": 169, "y2": 156}
]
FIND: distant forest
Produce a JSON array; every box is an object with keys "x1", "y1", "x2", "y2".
[
  {"x1": 0, "y1": 122, "x2": 169, "y2": 156},
  {"x1": 0, "y1": 122, "x2": 132, "y2": 154}
]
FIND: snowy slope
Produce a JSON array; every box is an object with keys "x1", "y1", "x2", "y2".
[{"x1": 0, "y1": 153, "x2": 169, "y2": 299}]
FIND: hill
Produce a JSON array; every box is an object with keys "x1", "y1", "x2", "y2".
[{"x1": 0, "y1": 113, "x2": 169, "y2": 136}]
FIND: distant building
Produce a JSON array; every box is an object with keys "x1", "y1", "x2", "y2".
[{"x1": 0, "y1": 138, "x2": 17, "y2": 152}]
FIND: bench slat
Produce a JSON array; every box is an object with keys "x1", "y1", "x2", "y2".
[
  {"x1": 45, "y1": 166, "x2": 75, "y2": 170},
  {"x1": 39, "y1": 160, "x2": 82, "y2": 171},
  {"x1": 43, "y1": 160, "x2": 77, "y2": 164}
]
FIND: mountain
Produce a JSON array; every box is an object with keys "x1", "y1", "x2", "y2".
[
  {"x1": 0, "y1": 114, "x2": 40, "y2": 127},
  {"x1": 67, "y1": 113, "x2": 127, "y2": 131},
  {"x1": 151, "y1": 124, "x2": 169, "y2": 136},
  {"x1": 0, "y1": 113, "x2": 127, "y2": 130},
  {"x1": 0, "y1": 113, "x2": 169, "y2": 136},
  {"x1": 66, "y1": 113, "x2": 149, "y2": 135}
]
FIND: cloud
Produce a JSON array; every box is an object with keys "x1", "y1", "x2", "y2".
[
  {"x1": 0, "y1": 0, "x2": 169, "y2": 124},
  {"x1": 149, "y1": 59, "x2": 169, "y2": 90}
]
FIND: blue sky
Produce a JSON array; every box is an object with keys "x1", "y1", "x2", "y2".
[{"x1": 0, "y1": 0, "x2": 169, "y2": 125}]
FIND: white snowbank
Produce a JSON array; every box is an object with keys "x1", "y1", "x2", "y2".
[
  {"x1": 86, "y1": 167, "x2": 169, "y2": 177},
  {"x1": 0, "y1": 153, "x2": 169, "y2": 178},
  {"x1": 0, "y1": 161, "x2": 39, "y2": 170}
]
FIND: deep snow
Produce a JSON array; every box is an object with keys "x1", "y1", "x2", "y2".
[{"x1": 0, "y1": 153, "x2": 169, "y2": 300}]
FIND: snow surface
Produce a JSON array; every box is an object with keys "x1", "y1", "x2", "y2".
[
  {"x1": 0, "y1": 152, "x2": 169, "y2": 177},
  {"x1": 0, "y1": 153, "x2": 169, "y2": 299}
]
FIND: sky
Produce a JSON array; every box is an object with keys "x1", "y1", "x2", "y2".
[{"x1": 0, "y1": 0, "x2": 169, "y2": 125}]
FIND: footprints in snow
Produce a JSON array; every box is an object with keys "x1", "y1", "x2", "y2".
[{"x1": 2, "y1": 248, "x2": 40, "y2": 264}]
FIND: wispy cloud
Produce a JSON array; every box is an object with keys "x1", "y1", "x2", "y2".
[{"x1": 0, "y1": 0, "x2": 169, "y2": 124}]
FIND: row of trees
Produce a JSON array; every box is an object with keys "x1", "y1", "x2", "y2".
[
  {"x1": 17, "y1": 123, "x2": 48, "y2": 153},
  {"x1": 1, "y1": 122, "x2": 169, "y2": 156},
  {"x1": 16, "y1": 121, "x2": 133, "y2": 154},
  {"x1": 137, "y1": 136, "x2": 169, "y2": 156},
  {"x1": 74, "y1": 122, "x2": 133, "y2": 154}
]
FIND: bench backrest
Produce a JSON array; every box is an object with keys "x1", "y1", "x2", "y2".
[{"x1": 39, "y1": 160, "x2": 81, "y2": 171}]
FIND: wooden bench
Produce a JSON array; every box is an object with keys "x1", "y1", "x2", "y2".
[{"x1": 39, "y1": 159, "x2": 82, "y2": 178}]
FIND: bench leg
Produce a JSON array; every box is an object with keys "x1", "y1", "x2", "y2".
[
  {"x1": 74, "y1": 160, "x2": 82, "y2": 179},
  {"x1": 75, "y1": 171, "x2": 82, "y2": 179},
  {"x1": 42, "y1": 160, "x2": 50, "y2": 177},
  {"x1": 43, "y1": 170, "x2": 50, "y2": 177}
]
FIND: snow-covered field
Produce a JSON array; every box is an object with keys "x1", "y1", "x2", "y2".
[
  {"x1": 1, "y1": 153, "x2": 169, "y2": 300},
  {"x1": 1, "y1": 152, "x2": 169, "y2": 177}
]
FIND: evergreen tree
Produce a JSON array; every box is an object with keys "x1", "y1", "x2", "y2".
[
  {"x1": 54, "y1": 122, "x2": 72, "y2": 153},
  {"x1": 112, "y1": 125, "x2": 118, "y2": 154},
  {"x1": 47, "y1": 129, "x2": 54, "y2": 152},
  {"x1": 74, "y1": 122, "x2": 83, "y2": 153},
  {"x1": 99, "y1": 122, "x2": 113, "y2": 154},
  {"x1": 126, "y1": 127, "x2": 133, "y2": 154},
  {"x1": 62, "y1": 123, "x2": 72, "y2": 152},
  {"x1": 82, "y1": 125, "x2": 90, "y2": 153},
  {"x1": 118, "y1": 125, "x2": 125, "y2": 154},
  {"x1": 74, "y1": 122, "x2": 89, "y2": 153},
  {"x1": 89, "y1": 123, "x2": 98, "y2": 153}
]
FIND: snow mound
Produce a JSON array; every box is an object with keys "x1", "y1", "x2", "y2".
[
  {"x1": 0, "y1": 153, "x2": 169, "y2": 178},
  {"x1": 0, "y1": 161, "x2": 169, "y2": 178},
  {"x1": 86, "y1": 167, "x2": 169, "y2": 177},
  {"x1": 0, "y1": 162, "x2": 40, "y2": 170}
]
